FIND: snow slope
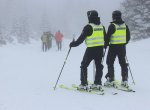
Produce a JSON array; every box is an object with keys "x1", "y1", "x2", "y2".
[{"x1": 0, "y1": 38, "x2": 149, "y2": 110}]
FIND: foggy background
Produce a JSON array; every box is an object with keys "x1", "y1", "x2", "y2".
[{"x1": 0, "y1": 0, "x2": 123, "y2": 39}]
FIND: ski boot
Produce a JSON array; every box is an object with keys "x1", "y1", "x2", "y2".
[
  {"x1": 90, "y1": 84, "x2": 104, "y2": 92},
  {"x1": 77, "y1": 84, "x2": 90, "y2": 91},
  {"x1": 121, "y1": 81, "x2": 129, "y2": 88},
  {"x1": 104, "y1": 77, "x2": 117, "y2": 87}
]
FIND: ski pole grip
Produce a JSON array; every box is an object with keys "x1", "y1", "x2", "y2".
[{"x1": 72, "y1": 38, "x2": 75, "y2": 42}]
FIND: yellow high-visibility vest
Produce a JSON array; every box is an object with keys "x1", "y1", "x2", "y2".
[
  {"x1": 110, "y1": 23, "x2": 126, "y2": 44},
  {"x1": 85, "y1": 24, "x2": 104, "y2": 47}
]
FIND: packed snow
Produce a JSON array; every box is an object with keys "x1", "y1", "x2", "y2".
[{"x1": 0, "y1": 38, "x2": 149, "y2": 110}]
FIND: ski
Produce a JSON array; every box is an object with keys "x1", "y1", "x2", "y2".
[
  {"x1": 87, "y1": 82, "x2": 118, "y2": 95},
  {"x1": 58, "y1": 82, "x2": 135, "y2": 95},
  {"x1": 104, "y1": 80, "x2": 136, "y2": 92},
  {"x1": 72, "y1": 84, "x2": 119, "y2": 95},
  {"x1": 59, "y1": 84, "x2": 104, "y2": 95},
  {"x1": 72, "y1": 84, "x2": 105, "y2": 95}
]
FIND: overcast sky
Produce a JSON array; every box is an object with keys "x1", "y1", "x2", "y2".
[{"x1": 0, "y1": 0, "x2": 124, "y2": 37}]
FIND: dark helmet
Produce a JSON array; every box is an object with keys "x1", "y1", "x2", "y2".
[
  {"x1": 112, "y1": 10, "x2": 122, "y2": 20},
  {"x1": 87, "y1": 10, "x2": 98, "y2": 18}
]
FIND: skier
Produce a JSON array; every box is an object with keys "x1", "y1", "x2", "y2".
[
  {"x1": 104, "y1": 10, "x2": 130, "y2": 87},
  {"x1": 69, "y1": 10, "x2": 106, "y2": 90},
  {"x1": 41, "y1": 32, "x2": 49, "y2": 52},
  {"x1": 47, "y1": 31, "x2": 54, "y2": 50},
  {"x1": 55, "y1": 30, "x2": 63, "y2": 51}
]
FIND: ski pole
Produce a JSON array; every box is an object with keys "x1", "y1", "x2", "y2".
[
  {"x1": 54, "y1": 38, "x2": 74, "y2": 90},
  {"x1": 126, "y1": 56, "x2": 135, "y2": 85},
  {"x1": 101, "y1": 48, "x2": 107, "y2": 64},
  {"x1": 53, "y1": 47, "x2": 71, "y2": 90},
  {"x1": 93, "y1": 60, "x2": 96, "y2": 82}
]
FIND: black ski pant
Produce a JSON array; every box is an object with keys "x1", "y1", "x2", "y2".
[
  {"x1": 106, "y1": 45, "x2": 128, "y2": 81},
  {"x1": 48, "y1": 40, "x2": 52, "y2": 49},
  {"x1": 80, "y1": 47, "x2": 104, "y2": 85},
  {"x1": 56, "y1": 41, "x2": 62, "y2": 51}
]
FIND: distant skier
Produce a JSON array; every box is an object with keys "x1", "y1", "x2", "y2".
[
  {"x1": 104, "y1": 10, "x2": 130, "y2": 87},
  {"x1": 55, "y1": 30, "x2": 63, "y2": 51},
  {"x1": 47, "y1": 31, "x2": 54, "y2": 50},
  {"x1": 41, "y1": 32, "x2": 48, "y2": 52},
  {"x1": 69, "y1": 10, "x2": 106, "y2": 90}
]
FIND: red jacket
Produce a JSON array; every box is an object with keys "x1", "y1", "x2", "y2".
[{"x1": 55, "y1": 31, "x2": 63, "y2": 42}]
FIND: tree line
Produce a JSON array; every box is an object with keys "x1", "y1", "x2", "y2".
[{"x1": 121, "y1": 0, "x2": 150, "y2": 41}]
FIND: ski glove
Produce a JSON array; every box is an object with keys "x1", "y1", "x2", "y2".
[{"x1": 69, "y1": 41, "x2": 76, "y2": 48}]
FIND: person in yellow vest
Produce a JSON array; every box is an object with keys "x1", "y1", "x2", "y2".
[
  {"x1": 41, "y1": 32, "x2": 48, "y2": 52},
  {"x1": 104, "y1": 10, "x2": 130, "y2": 87},
  {"x1": 69, "y1": 10, "x2": 106, "y2": 90}
]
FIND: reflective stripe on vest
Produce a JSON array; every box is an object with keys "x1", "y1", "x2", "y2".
[
  {"x1": 110, "y1": 23, "x2": 126, "y2": 44},
  {"x1": 85, "y1": 24, "x2": 104, "y2": 47}
]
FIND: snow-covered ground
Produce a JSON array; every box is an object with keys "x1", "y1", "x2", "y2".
[{"x1": 0, "y1": 38, "x2": 149, "y2": 110}]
